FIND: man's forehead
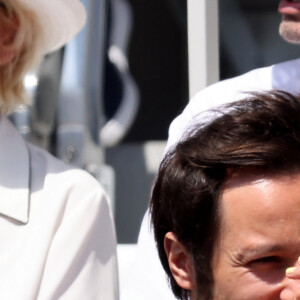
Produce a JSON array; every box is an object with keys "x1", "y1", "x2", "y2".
[
  {"x1": 223, "y1": 167, "x2": 300, "y2": 191},
  {"x1": 217, "y1": 171, "x2": 300, "y2": 246}
]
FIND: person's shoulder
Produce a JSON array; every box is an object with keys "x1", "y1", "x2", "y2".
[
  {"x1": 28, "y1": 143, "x2": 113, "y2": 218},
  {"x1": 189, "y1": 58, "x2": 300, "y2": 115},
  {"x1": 165, "y1": 60, "x2": 294, "y2": 151},
  {"x1": 273, "y1": 57, "x2": 300, "y2": 70},
  {"x1": 192, "y1": 64, "x2": 273, "y2": 105},
  {"x1": 28, "y1": 143, "x2": 105, "y2": 195},
  {"x1": 209, "y1": 57, "x2": 300, "y2": 91}
]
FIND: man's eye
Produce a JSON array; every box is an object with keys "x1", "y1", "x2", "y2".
[{"x1": 249, "y1": 256, "x2": 282, "y2": 265}]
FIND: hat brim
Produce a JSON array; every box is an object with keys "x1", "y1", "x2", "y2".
[{"x1": 20, "y1": 0, "x2": 86, "y2": 54}]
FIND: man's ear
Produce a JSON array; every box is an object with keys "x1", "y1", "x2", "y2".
[
  {"x1": 164, "y1": 232, "x2": 196, "y2": 291},
  {"x1": 0, "y1": 11, "x2": 19, "y2": 66}
]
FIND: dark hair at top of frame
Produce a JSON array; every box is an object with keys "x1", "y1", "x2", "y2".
[{"x1": 150, "y1": 90, "x2": 300, "y2": 300}]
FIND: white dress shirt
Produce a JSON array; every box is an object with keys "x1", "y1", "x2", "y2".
[
  {"x1": 0, "y1": 116, "x2": 118, "y2": 299},
  {"x1": 121, "y1": 58, "x2": 300, "y2": 299}
]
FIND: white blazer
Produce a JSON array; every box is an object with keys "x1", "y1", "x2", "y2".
[
  {"x1": 121, "y1": 57, "x2": 300, "y2": 299},
  {"x1": 0, "y1": 117, "x2": 118, "y2": 299}
]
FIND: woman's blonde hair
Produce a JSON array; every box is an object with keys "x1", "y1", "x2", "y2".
[{"x1": 0, "y1": 0, "x2": 45, "y2": 114}]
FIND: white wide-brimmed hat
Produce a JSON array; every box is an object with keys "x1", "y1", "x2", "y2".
[{"x1": 19, "y1": 0, "x2": 86, "y2": 54}]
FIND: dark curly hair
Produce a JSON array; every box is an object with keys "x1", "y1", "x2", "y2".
[{"x1": 150, "y1": 90, "x2": 300, "y2": 300}]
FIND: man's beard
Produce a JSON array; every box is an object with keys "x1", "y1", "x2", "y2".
[{"x1": 279, "y1": 18, "x2": 300, "y2": 44}]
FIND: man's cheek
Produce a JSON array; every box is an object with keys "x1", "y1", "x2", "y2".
[{"x1": 213, "y1": 270, "x2": 284, "y2": 300}]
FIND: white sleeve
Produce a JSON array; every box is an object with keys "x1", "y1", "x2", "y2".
[
  {"x1": 165, "y1": 83, "x2": 234, "y2": 154},
  {"x1": 37, "y1": 185, "x2": 119, "y2": 300},
  {"x1": 164, "y1": 99, "x2": 195, "y2": 153}
]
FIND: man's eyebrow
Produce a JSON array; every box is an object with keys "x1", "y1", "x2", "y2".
[{"x1": 235, "y1": 244, "x2": 285, "y2": 263}]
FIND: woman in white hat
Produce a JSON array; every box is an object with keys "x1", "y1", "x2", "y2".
[{"x1": 0, "y1": 1, "x2": 118, "y2": 299}]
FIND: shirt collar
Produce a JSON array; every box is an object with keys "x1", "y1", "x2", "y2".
[{"x1": 0, "y1": 117, "x2": 30, "y2": 224}]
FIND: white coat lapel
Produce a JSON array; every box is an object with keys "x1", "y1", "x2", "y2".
[{"x1": 0, "y1": 117, "x2": 30, "y2": 224}]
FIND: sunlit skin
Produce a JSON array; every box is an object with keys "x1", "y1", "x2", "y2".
[
  {"x1": 211, "y1": 171, "x2": 300, "y2": 300},
  {"x1": 278, "y1": 0, "x2": 300, "y2": 43}
]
